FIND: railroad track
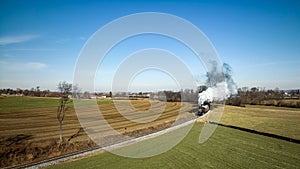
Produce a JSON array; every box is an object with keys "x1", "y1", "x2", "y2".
[{"x1": 6, "y1": 112, "x2": 210, "y2": 169}]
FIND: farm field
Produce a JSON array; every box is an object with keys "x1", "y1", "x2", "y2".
[
  {"x1": 0, "y1": 96, "x2": 195, "y2": 142},
  {"x1": 0, "y1": 96, "x2": 196, "y2": 167},
  {"x1": 1, "y1": 96, "x2": 300, "y2": 168}
]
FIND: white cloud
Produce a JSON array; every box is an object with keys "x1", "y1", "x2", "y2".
[
  {"x1": 25, "y1": 62, "x2": 47, "y2": 69},
  {"x1": 0, "y1": 61, "x2": 47, "y2": 71},
  {"x1": 5, "y1": 48, "x2": 56, "y2": 51},
  {"x1": 0, "y1": 35, "x2": 40, "y2": 45}
]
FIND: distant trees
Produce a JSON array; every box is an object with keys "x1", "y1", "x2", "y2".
[
  {"x1": 0, "y1": 87, "x2": 61, "y2": 97},
  {"x1": 226, "y1": 87, "x2": 300, "y2": 108},
  {"x1": 83, "y1": 91, "x2": 91, "y2": 99},
  {"x1": 150, "y1": 89, "x2": 198, "y2": 103},
  {"x1": 180, "y1": 89, "x2": 198, "y2": 103},
  {"x1": 0, "y1": 86, "x2": 115, "y2": 99},
  {"x1": 72, "y1": 84, "x2": 81, "y2": 99},
  {"x1": 164, "y1": 91, "x2": 181, "y2": 102}
]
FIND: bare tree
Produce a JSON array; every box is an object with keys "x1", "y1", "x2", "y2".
[{"x1": 57, "y1": 81, "x2": 72, "y2": 144}]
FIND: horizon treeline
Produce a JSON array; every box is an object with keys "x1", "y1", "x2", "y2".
[{"x1": 226, "y1": 87, "x2": 300, "y2": 108}]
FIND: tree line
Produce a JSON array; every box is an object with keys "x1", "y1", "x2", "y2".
[
  {"x1": 226, "y1": 87, "x2": 300, "y2": 108},
  {"x1": 0, "y1": 87, "x2": 59, "y2": 97}
]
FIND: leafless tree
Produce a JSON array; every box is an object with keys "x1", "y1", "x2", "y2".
[{"x1": 57, "y1": 81, "x2": 72, "y2": 144}]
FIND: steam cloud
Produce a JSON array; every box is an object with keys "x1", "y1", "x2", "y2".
[{"x1": 198, "y1": 63, "x2": 237, "y2": 105}]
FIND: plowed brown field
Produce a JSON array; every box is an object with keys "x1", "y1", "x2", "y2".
[{"x1": 0, "y1": 97, "x2": 197, "y2": 167}]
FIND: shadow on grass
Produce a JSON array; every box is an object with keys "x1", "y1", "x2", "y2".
[{"x1": 209, "y1": 121, "x2": 300, "y2": 144}]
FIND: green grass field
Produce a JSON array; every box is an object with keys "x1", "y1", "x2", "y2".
[
  {"x1": 222, "y1": 105, "x2": 300, "y2": 140},
  {"x1": 50, "y1": 122, "x2": 300, "y2": 169},
  {"x1": 0, "y1": 96, "x2": 62, "y2": 112},
  {"x1": 0, "y1": 96, "x2": 114, "y2": 112}
]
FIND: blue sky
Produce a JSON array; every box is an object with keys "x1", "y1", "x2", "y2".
[{"x1": 0, "y1": 0, "x2": 299, "y2": 91}]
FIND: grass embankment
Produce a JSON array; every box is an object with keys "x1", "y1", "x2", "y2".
[{"x1": 50, "y1": 122, "x2": 300, "y2": 169}]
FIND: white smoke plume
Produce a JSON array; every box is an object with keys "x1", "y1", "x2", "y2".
[
  {"x1": 198, "y1": 63, "x2": 237, "y2": 105},
  {"x1": 198, "y1": 81, "x2": 237, "y2": 104}
]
